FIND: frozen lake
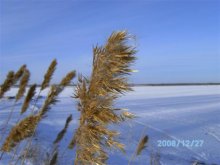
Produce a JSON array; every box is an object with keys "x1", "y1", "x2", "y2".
[{"x1": 0, "y1": 85, "x2": 220, "y2": 164}]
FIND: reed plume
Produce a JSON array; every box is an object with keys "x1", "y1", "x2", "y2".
[
  {"x1": 13, "y1": 65, "x2": 26, "y2": 84},
  {"x1": 20, "y1": 84, "x2": 37, "y2": 114},
  {"x1": 1, "y1": 115, "x2": 40, "y2": 152},
  {"x1": 60, "y1": 71, "x2": 76, "y2": 87},
  {"x1": 0, "y1": 68, "x2": 30, "y2": 144},
  {"x1": 128, "y1": 133, "x2": 148, "y2": 165},
  {"x1": 136, "y1": 135, "x2": 148, "y2": 155},
  {"x1": 41, "y1": 59, "x2": 57, "y2": 90},
  {"x1": 53, "y1": 114, "x2": 72, "y2": 144},
  {"x1": 15, "y1": 69, "x2": 30, "y2": 101},
  {"x1": 18, "y1": 69, "x2": 75, "y2": 164},
  {"x1": 0, "y1": 71, "x2": 14, "y2": 98},
  {"x1": 39, "y1": 70, "x2": 75, "y2": 118},
  {"x1": 69, "y1": 31, "x2": 136, "y2": 164},
  {"x1": 1, "y1": 67, "x2": 75, "y2": 157},
  {"x1": 50, "y1": 115, "x2": 73, "y2": 165}
]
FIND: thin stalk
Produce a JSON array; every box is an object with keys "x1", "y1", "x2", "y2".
[
  {"x1": 30, "y1": 90, "x2": 42, "y2": 114},
  {"x1": 0, "y1": 152, "x2": 4, "y2": 160},
  {"x1": 128, "y1": 126, "x2": 147, "y2": 165},
  {"x1": 19, "y1": 89, "x2": 42, "y2": 165},
  {"x1": 0, "y1": 101, "x2": 17, "y2": 142},
  {"x1": 11, "y1": 90, "x2": 42, "y2": 163},
  {"x1": 0, "y1": 99, "x2": 18, "y2": 161}
]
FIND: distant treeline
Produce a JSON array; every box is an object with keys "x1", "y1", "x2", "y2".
[
  {"x1": 12, "y1": 83, "x2": 220, "y2": 87},
  {"x1": 129, "y1": 83, "x2": 220, "y2": 86}
]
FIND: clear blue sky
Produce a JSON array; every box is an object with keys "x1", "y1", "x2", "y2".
[{"x1": 0, "y1": 0, "x2": 219, "y2": 84}]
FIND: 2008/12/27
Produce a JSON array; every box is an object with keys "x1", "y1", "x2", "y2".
[{"x1": 157, "y1": 139, "x2": 204, "y2": 147}]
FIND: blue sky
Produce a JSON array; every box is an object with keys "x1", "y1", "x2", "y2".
[{"x1": 0, "y1": 0, "x2": 219, "y2": 84}]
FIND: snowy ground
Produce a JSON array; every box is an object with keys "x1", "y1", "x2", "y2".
[{"x1": 0, "y1": 86, "x2": 220, "y2": 165}]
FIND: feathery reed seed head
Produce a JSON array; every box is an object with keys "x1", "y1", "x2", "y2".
[
  {"x1": 20, "y1": 84, "x2": 37, "y2": 114},
  {"x1": 0, "y1": 71, "x2": 15, "y2": 98},
  {"x1": 53, "y1": 114, "x2": 72, "y2": 144},
  {"x1": 14, "y1": 64, "x2": 26, "y2": 84},
  {"x1": 71, "y1": 31, "x2": 137, "y2": 164},
  {"x1": 41, "y1": 59, "x2": 57, "y2": 90},
  {"x1": 39, "y1": 85, "x2": 59, "y2": 118},
  {"x1": 59, "y1": 70, "x2": 76, "y2": 87},
  {"x1": 1, "y1": 115, "x2": 40, "y2": 152},
  {"x1": 16, "y1": 69, "x2": 30, "y2": 101},
  {"x1": 39, "y1": 71, "x2": 75, "y2": 118},
  {"x1": 136, "y1": 135, "x2": 148, "y2": 156}
]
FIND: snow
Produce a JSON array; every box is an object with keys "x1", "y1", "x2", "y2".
[{"x1": 0, "y1": 85, "x2": 220, "y2": 165}]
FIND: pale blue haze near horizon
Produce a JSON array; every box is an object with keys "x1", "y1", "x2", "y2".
[{"x1": 0, "y1": 0, "x2": 219, "y2": 84}]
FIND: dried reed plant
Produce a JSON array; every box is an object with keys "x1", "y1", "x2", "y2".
[
  {"x1": 15, "y1": 69, "x2": 30, "y2": 101},
  {"x1": 49, "y1": 151, "x2": 58, "y2": 165},
  {"x1": 136, "y1": 135, "x2": 148, "y2": 155},
  {"x1": 20, "y1": 70, "x2": 75, "y2": 163},
  {"x1": 53, "y1": 114, "x2": 72, "y2": 144},
  {"x1": 13, "y1": 65, "x2": 27, "y2": 84},
  {"x1": 39, "y1": 71, "x2": 75, "y2": 118},
  {"x1": 29, "y1": 59, "x2": 57, "y2": 116},
  {"x1": 0, "y1": 68, "x2": 30, "y2": 143},
  {"x1": 1, "y1": 31, "x2": 138, "y2": 164},
  {"x1": 128, "y1": 124, "x2": 148, "y2": 165},
  {"x1": 41, "y1": 59, "x2": 57, "y2": 91},
  {"x1": 1, "y1": 115, "x2": 41, "y2": 152},
  {"x1": 69, "y1": 31, "x2": 136, "y2": 164},
  {"x1": 20, "y1": 84, "x2": 37, "y2": 114},
  {"x1": 45, "y1": 115, "x2": 73, "y2": 165},
  {"x1": 0, "y1": 65, "x2": 26, "y2": 99},
  {"x1": 0, "y1": 62, "x2": 75, "y2": 164},
  {"x1": 0, "y1": 71, "x2": 15, "y2": 99}
]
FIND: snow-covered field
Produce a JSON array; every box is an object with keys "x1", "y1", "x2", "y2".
[{"x1": 0, "y1": 85, "x2": 220, "y2": 165}]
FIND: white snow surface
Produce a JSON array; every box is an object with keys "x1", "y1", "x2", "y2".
[{"x1": 0, "y1": 86, "x2": 220, "y2": 165}]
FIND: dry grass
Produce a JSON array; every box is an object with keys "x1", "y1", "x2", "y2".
[
  {"x1": 0, "y1": 31, "x2": 141, "y2": 164},
  {"x1": 13, "y1": 65, "x2": 27, "y2": 84},
  {"x1": 1, "y1": 115, "x2": 40, "y2": 152},
  {"x1": 136, "y1": 135, "x2": 148, "y2": 156},
  {"x1": 54, "y1": 114, "x2": 72, "y2": 144},
  {"x1": 39, "y1": 70, "x2": 75, "y2": 118},
  {"x1": 20, "y1": 84, "x2": 37, "y2": 114},
  {"x1": 0, "y1": 71, "x2": 15, "y2": 98},
  {"x1": 0, "y1": 65, "x2": 27, "y2": 99},
  {"x1": 15, "y1": 69, "x2": 30, "y2": 101},
  {"x1": 69, "y1": 31, "x2": 136, "y2": 164},
  {"x1": 41, "y1": 59, "x2": 57, "y2": 91}
]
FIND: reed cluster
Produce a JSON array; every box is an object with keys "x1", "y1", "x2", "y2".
[{"x1": 0, "y1": 31, "x2": 148, "y2": 165}]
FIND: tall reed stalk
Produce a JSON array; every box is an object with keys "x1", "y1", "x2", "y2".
[
  {"x1": 0, "y1": 67, "x2": 29, "y2": 141},
  {"x1": 0, "y1": 68, "x2": 29, "y2": 160},
  {"x1": 8, "y1": 60, "x2": 57, "y2": 162},
  {"x1": 69, "y1": 31, "x2": 136, "y2": 164},
  {"x1": 20, "y1": 71, "x2": 75, "y2": 164},
  {"x1": 31, "y1": 59, "x2": 57, "y2": 115}
]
